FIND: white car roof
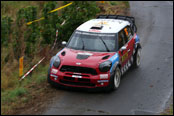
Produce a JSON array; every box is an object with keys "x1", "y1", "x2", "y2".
[{"x1": 76, "y1": 19, "x2": 130, "y2": 33}]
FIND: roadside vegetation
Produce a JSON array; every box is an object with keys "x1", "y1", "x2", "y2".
[
  {"x1": 161, "y1": 103, "x2": 173, "y2": 115},
  {"x1": 1, "y1": 1, "x2": 130, "y2": 115}
]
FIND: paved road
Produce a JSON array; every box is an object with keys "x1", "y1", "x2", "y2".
[{"x1": 42, "y1": 1, "x2": 173, "y2": 115}]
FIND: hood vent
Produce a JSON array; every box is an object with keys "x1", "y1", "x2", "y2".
[
  {"x1": 76, "y1": 54, "x2": 90, "y2": 60},
  {"x1": 61, "y1": 51, "x2": 66, "y2": 56},
  {"x1": 102, "y1": 55, "x2": 110, "y2": 60}
]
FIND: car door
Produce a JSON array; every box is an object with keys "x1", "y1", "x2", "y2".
[
  {"x1": 123, "y1": 26, "x2": 135, "y2": 62},
  {"x1": 118, "y1": 29, "x2": 129, "y2": 68}
]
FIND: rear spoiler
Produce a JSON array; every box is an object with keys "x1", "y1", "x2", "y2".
[{"x1": 97, "y1": 15, "x2": 137, "y2": 33}]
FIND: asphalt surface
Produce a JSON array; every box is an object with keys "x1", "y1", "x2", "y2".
[{"x1": 41, "y1": 1, "x2": 173, "y2": 115}]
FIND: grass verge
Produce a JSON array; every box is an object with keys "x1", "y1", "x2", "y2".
[
  {"x1": 97, "y1": 1, "x2": 130, "y2": 16},
  {"x1": 1, "y1": 62, "x2": 49, "y2": 115},
  {"x1": 161, "y1": 103, "x2": 173, "y2": 115}
]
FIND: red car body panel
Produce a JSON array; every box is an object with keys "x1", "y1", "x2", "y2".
[
  {"x1": 118, "y1": 34, "x2": 136, "y2": 67},
  {"x1": 50, "y1": 48, "x2": 116, "y2": 88},
  {"x1": 49, "y1": 33, "x2": 138, "y2": 89}
]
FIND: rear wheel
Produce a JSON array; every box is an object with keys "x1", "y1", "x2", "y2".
[{"x1": 133, "y1": 48, "x2": 141, "y2": 68}]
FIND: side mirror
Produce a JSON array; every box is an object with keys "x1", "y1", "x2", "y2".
[
  {"x1": 121, "y1": 46, "x2": 127, "y2": 51},
  {"x1": 62, "y1": 41, "x2": 67, "y2": 47},
  {"x1": 120, "y1": 46, "x2": 127, "y2": 54}
]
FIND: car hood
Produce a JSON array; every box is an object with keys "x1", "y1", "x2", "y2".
[{"x1": 57, "y1": 48, "x2": 115, "y2": 68}]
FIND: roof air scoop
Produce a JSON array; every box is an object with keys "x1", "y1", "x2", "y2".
[{"x1": 90, "y1": 25, "x2": 103, "y2": 30}]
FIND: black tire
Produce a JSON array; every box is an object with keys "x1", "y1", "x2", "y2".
[
  {"x1": 133, "y1": 48, "x2": 141, "y2": 68},
  {"x1": 47, "y1": 67, "x2": 52, "y2": 84},
  {"x1": 105, "y1": 67, "x2": 121, "y2": 92}
]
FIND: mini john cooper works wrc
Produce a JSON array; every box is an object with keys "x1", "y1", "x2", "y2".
[{"x1": 48, "y1": 15, "x2": 142, "y2": 91}]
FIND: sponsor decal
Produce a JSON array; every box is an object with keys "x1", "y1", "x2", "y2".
[
  {"x1": 121, "y1": 52, "x2": 128, "y2": 62},
  {"x1": 109, "y1": 53, "x2": 119, "y2": 73},
  {"x1": 73, "y1": 72, "x2": 81, "y2": 75},
  {"x1": 50, "y1": 74, "x2": 58, "y2": 78},
  {"x1": 89, "y1": 29, "x2": 101, "y2": 32},
  {"x1": 72, "y1": 75, "x2": 82, "y2": 78},
  {"x1": 97, "y1": 80, "x2": 109, "y2": 83},
  {"x1": 100, "y1": 74, "x2": 108, "y2": 79},
  {"x1": 51, "y1": 69, "x2": 58, "y2": 74},
  {"x1": 76, "y1": 62, "x2": 81, "y2": 65}
]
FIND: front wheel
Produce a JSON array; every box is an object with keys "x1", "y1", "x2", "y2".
[
  {"x1": 106, "y1": 67, "x2": 121, "y2": 92},
  {"x1": 113, "y1": 67, "x2": 121, "y2": 89}
]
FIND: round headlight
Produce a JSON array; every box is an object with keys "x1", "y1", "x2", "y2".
[
  {"x1": 53, "y1": 56, "x2": 61, "y2": 68},
  {"x1": 99, "y1": 61, "x2": 112, "y2": 72}
]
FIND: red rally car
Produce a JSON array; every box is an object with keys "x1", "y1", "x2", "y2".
[{"x1": 48, "y1": 15, "x2": 142, "y2": 91}]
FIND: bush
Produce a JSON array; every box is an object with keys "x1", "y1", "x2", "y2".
[
  {"x1": 1, "y1": 16, "x2": 13, "y2": 47},
  {"x1": 60, "y1": 1, "x2": 100, "y2": 41},
  {"x1": 40, "y1": 1, "x2": 62, "y2": 45},
  {"x1": 1, "y1": 1, "x2": 100, "y2": 91}
]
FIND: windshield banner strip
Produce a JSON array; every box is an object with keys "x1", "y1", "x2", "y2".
[{"x1": 75, "y1": 31, "x2": 115, "y2": 36}]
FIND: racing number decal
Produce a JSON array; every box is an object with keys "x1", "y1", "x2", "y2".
[
  {"x1": 121, "y1": 52, "x2": 128, "y2": 62},
  {"x1": 124, "y1": 28, "x2": 128, "y2": 36}
]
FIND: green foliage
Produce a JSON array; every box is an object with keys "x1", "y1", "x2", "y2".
[
  {"x1": 60, "y1": 1, "x2": 100, "y2": 41},
  {"x1": 41, "y1": 1, "x2": 62, "y2": 45},
  {"x1": 2, "y1": 1, "x2": 100, "y2": 59},
  {"x1": 1, "y1": 16, "x2": 13, "y2": 47},
  {"x1": 110, "y1": 1, "x2": 118, "y2": 6},
  {"x1": 12, "y1": 6, "x2": 41, "y2": 58}
]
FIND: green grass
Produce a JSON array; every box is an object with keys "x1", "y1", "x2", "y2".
[
  {"x1": 109, "y1": 1, "x2": 130, "y2": 8},
  {"x1": 34, "y1": 64, "x2": 49, "y2": 84},
  {"x1": 1, "y1": 61, "x2": 49, "y2": 114},
  {"x1": 123, "y1": 1, "x2": 130, "y2": 8},
  {"x1": 1, "y1": 87, "x2": 27, "y2": 103},
  {"x1": 110, "y1": 1, "x2": 118, "y2": 6}
]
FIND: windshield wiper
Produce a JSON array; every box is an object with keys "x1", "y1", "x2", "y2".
[{"x1": 99, "y1": 37, "x2": 110, "y2": 52}]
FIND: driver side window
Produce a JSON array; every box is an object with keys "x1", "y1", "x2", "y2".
[
  {"x1": 118, "y1": 30, "x2": 128, "y2": 49},
  {"x1": 124, "y1": 26, "x2": 133, "y2": 41}
]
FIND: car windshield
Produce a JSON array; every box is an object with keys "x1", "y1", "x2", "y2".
[{"x1": 67, "y1": 31, "x2": 117, "y2": 52}]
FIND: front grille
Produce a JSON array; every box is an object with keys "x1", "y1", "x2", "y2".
[
  {"x1": 64, "y1": 76, "x2": 90, "y2": 82},
  {"x1": 60, "y1": 79, "x2": 95, "y2": 87},
  {"x1": 78, "y1": 78, "x2": 90, "y2": 82},
  {"x1": 65, "y1": 73, "x2": 89, "y2": 77},
  {"x1": 60, "y1": 65, "x2": 97, "y2": 75},
  {"x1": 64, "y1": 76, "x2": 75, "y2": 81}
]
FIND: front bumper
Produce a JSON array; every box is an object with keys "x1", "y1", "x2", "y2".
[{"x1": 49, "y1": 68, "x2": 112, "y2": 89}]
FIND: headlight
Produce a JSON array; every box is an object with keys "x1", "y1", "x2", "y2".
[
  {"x1": 99, "y1": 61, "x2": 112, "y2": 72},
  {"x1": 53, "y1": 56, "x2": 61, "y2": 68},
  {"x1": 50, "y1": 56, "x2": 55, "y2": 64}
]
